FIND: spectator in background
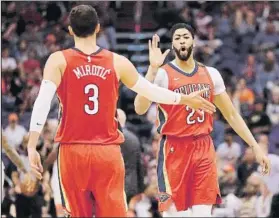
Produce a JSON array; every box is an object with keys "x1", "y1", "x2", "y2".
[
  {"x1": 219, "y1": 164, "x2": 238, "y2": 197},
  {"x1": 22, "y1": 49, "x2": 41, "y2": 75},
  {"x1": 237, "y1": 173, "x2": 261, "y2": 217},
  {"x1": 269, "y1": 124, "x2": 279, "y2": 156},
  {"x1": 20, "y1": 2, "x2": 42, "y2": 26},
  {"x1": 236, "y1": 78, "x2": 255, "y2": 105},
  {"x1": 52, "y1": 24, "x2": 66, "y2": 44},
  {"x1": 195, "y1": 10, "x2": 212, "y2": 37},
  {"x1": 117, "y1": 109, "x2": 145, "y2": 204},
  {"x1": 217, "y1": 131, "x2": 242, "y2": 167},
  {"x1": 237, "y1": 147, "x2": 259, "y2": 196},
  {"x1": 33, "y1": 34, "x2": 57, "y2": 61},
  {"x1": 2, "y1": 47, "x2": 17, "y2": 76},
  {"x1": 4, "y1": 113, "x2": 27, "y2": 150},
  {"x1": 253, "y1": 22, "x2": 279, "y2": 52},
  {"x1": 240, "y1": 54, "x2": 257, "y2": 87},
  {"x1": 195, "y1": 24, "x2": 223, "y2": 66},
  {"x1": 14, "y1": 40, "x2": 29, "y2": 63},
  {"x1": 214, "y1": 172, "x2": 263, "y2": 217},
  {"x1": 20, "y1": 22, "x2": 43, "y2": 44},
  {"x1": 258, "y1": 134, "x2": 279, "y2": 195},
  {"x1": 255, "y1": 180, "x2": 273, "y2": 217},
  {"x1": 234, "y1": 9, "x2": 256, "y2": 35},
  {"x1": 215, "y1": 4, "x2": 232, "y2": 37},
  {"x1": 248, "y1": 98, "x2": 272, "y2": 135},
  {"x1": 266, "y1": 86, "x2": 279, "y2": 125},
  {"x1": 256, "y1": 50, "x2": 279, "y2": 95}
]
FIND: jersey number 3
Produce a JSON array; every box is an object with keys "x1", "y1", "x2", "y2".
[
  {"x1": 186, "y1": 106, "x2": 205, "y2": 124},
  {"x1": 84, "y1": 84, "x2": 99, "y2": 115}
]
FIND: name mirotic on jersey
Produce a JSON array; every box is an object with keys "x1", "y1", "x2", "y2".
[{"x1": 73, "y1": 65, "x2": 111, "y2": 80}]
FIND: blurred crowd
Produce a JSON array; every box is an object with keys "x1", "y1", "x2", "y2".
[{"x1": 1, "y1": 1, "x2": 279, "y2": 218}]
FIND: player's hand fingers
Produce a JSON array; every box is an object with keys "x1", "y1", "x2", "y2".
[
  {"x1": 200, "y1": 98, "x2": 216, "y2": 112},
  {"x1": 261, "y1": 162, "x2": 267, "y2": 175},
  {"x1": 201, "y1": 102, "x2": 216, "y2": 114},
  {"x1": 30, "y1": 164, "x2": 42, "y2": 179},
  {"x1": 30, "y1": 163, "x2": 40, "y2": 171},
  {"x1": 262, "y1": 159, "x2": 270, "y2": 175},
  {"x1": 148, "y1": 40, "x2": 152, "y2": 51},
  {"x1": 38, "y1": 162, "x2": 43, "y2": 173},
  {"x1": 194, "y1": 88, "x2": 209, "y2": 96},
  {"x1": 31, "y1": 167, "x2": 42, "y2": 180},
  {"x1": 163, "y1": 49, "x2": 170, "y2": 58},
  {"x1": 152, "y1": 35, "x2": 156, "y2": 49},
  {"x1": 200, "y1": 106, "x2": 213, "y2": 115},
  {"x1": 155, "y1": 34, "x2": 160, "y2": 48}
]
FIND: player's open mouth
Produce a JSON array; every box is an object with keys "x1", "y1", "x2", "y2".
[{"x1": 181, "y1": 47, "x2": 186, "y2": 52}]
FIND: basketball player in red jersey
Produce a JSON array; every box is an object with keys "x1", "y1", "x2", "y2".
[
  {"x1": 134, "y1": 23, "x2": 271, "y2": 217},
  {"x1": 26, "y1": 6, "x2": 216, "y2": 217}
]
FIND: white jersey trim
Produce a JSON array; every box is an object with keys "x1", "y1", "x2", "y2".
[{"x1": 154, "y1": 62, "x2": 226, "y2": 95}]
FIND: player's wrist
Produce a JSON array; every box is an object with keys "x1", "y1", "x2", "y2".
[
  {"x1": 145, "y1": 66, "x2": 158, "y2": 82},
  {"x1": 27, "y1": 146, "x2": 36, "y2": 154},
  {"x1": 179, "y1": 94, "x2": 190, "y2": 105},
  {"x1": 149, "y1": 65, "x2": 159, "y2": 73}
]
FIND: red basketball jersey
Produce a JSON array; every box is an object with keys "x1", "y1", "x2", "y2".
[
  {"x1": 54, "y1": 48, "x2": 124, "y2": 145},
  {"x1": 157, "y1": 62, "x2": 214, "y2": 137}
]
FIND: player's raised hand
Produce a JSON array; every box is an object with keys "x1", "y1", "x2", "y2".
[
  {"x1": 180, "y1": 88, "x2": 216, "y2": 114},
  {"x1": 149, "y1": 34, "x2": 170, "y2": 68},
  {"x1": 28, "y1": 148, "x2": 43, "y2": 180}
]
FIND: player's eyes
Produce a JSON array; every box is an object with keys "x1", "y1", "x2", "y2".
[{"x1": 174, "y1": 38, "x2": 180, "y2": 40}]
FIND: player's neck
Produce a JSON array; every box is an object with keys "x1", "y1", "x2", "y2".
[
  {"x1": 175, "y1": 56, "x2": 195, "y2": 74},
  {"x1": 74, "y1": 36, "x2": 99, "y2": 55}
]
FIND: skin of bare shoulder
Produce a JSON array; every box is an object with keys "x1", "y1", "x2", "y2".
[{"x1": 43, "y1": 51, "x2": 67, "y2": 87}]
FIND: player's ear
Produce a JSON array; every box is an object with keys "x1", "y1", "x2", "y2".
[
  {"x1": 68, "y1": 26, "x2": 74, "y2": 36},
  {"x1": 95, "y1": 23, "x2": 100, "y2": 34}
]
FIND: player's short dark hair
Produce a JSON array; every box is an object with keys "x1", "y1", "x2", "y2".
[
  {"x1": 170, "y1": 23, "x2": 195, "y2": 39},
  {"x1": 69, "y1": 4, "x2": 99, "y2": 38}
]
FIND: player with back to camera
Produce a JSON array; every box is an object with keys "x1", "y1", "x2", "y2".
[
  {"x1": 134, "y1": 23, "x2": 271, "y2": 217},
  {"x1": 26, "y1": 5, "x2": 216, "y2": 217}
]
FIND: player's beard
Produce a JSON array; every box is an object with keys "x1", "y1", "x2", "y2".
[{"x1": 173, "y1": 45, "x2": 193, "y2": 61}]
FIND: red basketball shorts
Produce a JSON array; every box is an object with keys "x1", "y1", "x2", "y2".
[
  {"x1": 157, "y1": 134, "x2": 221, "y2": 212},
  {"x1": 57, "y1": 144, "x2": 127, "y2": 217}
]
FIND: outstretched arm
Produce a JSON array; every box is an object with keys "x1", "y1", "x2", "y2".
[
  {"x1": 114, "y1": 54, "x2": 215, "y2": 113},
  {"x1": 2, "y1": 133, "x2": 27, "y2": 173},
  {"x1": 214, "y1": 92, "x2": 270, "y2": 174},
  {"x1": 134, "y1": 66, "x2": 158, "y2": 115},
  {"x1": 27, "y1": 51, "x2": 65, "y2": 180},
  {"x1": 28, "y1": 52, "x2": 65, "y2": 150}
]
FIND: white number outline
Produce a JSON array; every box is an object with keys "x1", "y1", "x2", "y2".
[
  {"x1": 84, "y1": 84, "x2": 99, "y2": 115},
  {"x1": 186, "y1": 106, "x2": 205, "y2": 125}
]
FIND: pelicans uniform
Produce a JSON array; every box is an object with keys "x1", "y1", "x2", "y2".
[
  {"x1": 55, "y1": 47, "x2": 126, "y2": 217},
  {"x1": 154, "y1": 60, "x2": 225, "y2": 212}
]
